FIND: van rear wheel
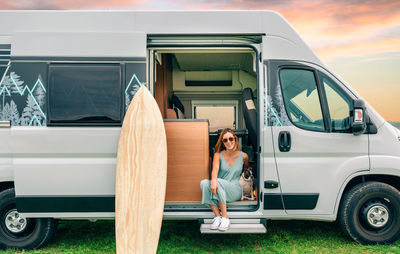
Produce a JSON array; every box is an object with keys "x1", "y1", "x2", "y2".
[
  {"x1": 0, "y1": 188, "x2": 57, "y2": 249},
  {"x1": 339, "y1": 181, "x2": 400, "y2": 244}
]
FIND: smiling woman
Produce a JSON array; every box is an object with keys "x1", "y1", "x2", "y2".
[{"x1": 200, "y1": 128, "x2": 249, "y2": 231}]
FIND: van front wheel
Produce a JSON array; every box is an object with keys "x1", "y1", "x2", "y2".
[
  {"x1": 0, "y1": 188, "x2": 57, "y2": 249},
  {"x1": 339, "y1": 181, "x2": 400, "y2": 244}
]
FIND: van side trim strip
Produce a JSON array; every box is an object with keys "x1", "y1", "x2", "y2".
[
  {"x1": 16, "y1": 195, "x2": 260, "y2": 213},
  {"x1": 16, "y1": 196, "x2": 115, "y2": 213},
  {"x1": 17, "y1": 194, "x2": 319, "y2": 213},
  {"x1": 263, "y1": 193, "x2": 319, "y2": 210}
]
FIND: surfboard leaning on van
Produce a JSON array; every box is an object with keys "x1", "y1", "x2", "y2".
[{"x1": 0, "y1": 10, "x2": 399, "y2": 249}]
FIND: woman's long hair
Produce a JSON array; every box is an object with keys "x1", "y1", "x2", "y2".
[{"x1": 215, "y1": 128, "x2": 240, "y2": 153}]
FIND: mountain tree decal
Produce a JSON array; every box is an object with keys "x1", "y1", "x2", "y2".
[
  {"x1": 1, "y1": 101, "x2": 20, "y2": 125},
  {"x1": 20, "y1": 75, "x2": 46, "y2": 126},
  {"x1": 1, "y1": 72, "x2": 23, "y2": 118},
  {"x1": 20, "y1": 95, "x2": 37, "y2": 125},
  {"x1": 9, "y1": 101, "x2": 20, "y2": 126},
  {"x1": 0, "y1": 72, "x2": 46, "y2": 126},
  {"x1": 125, "y1": 74, "x2": 144, "y2": 111}
]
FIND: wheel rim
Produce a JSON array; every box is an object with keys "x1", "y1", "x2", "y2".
[
  {"x1": 365, "y1": 205, "x2": 389, "y2": 228},
  {"x1": 4, "y1": 209, "x2": 27, "y2": 234},
  {"x1": 0, "y1": 206, "x2": 36, "y2": 239},
  {"x1": 360, "y1": 199, "x2": 393, "y2": 232}
]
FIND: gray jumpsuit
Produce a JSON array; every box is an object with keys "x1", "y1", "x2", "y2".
[{"x1": 200, "y1": 151, "x2": 243, "y2": 206}]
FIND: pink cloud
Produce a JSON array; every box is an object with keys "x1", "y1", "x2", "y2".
[{"x1": 0, "y1": 0, "x2": 146, "y2": 10}]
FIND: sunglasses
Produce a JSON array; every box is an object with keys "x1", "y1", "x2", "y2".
[{"x1": 222, "y1": 137, "x2": 234, "y2": 143}]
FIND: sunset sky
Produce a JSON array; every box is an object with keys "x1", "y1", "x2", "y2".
[{"x1": 1, "y1": 0, "x2": 399, "y2": 121}]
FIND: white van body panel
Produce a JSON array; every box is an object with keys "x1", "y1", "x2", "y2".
[
  {"x1": 0, "y1": 128, "x2": 12, "y2": 182},
  {"x1": 261, "y1": 126, "x2": 280, "y2": 193},
  {"x1": 370, "y1": 122, "x2": 400, "y2": 174},
  {"x1": 271, "y1": 125, "x2": 369, "y2": 215},
  {"x1": 0, "y1": 163, "x2": 13, "y2": 183},
  {"x1": 12, "y1": 127, "x2": 119, "y2": 196},
  {"x1": 12, "y1": 32, "x2": 147, "y2": 58},
  {"x1": 135, "y1": 11, "x2": 264, "y2": 34},
  {"x1": 260, "y1": 12, "x2": 322, "y2": 66},
  {"x1": 0, "y1": 11, "x2": 137, "y2": 34}
]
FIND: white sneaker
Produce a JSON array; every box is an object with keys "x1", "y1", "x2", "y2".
[
  {"x1": 210, "y1": 216, "x2": 222, "y2": 230},
  {"x1": 218, "y1": 217, "x2": 230, "y2": 231}
]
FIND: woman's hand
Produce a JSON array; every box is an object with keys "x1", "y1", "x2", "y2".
[{"x1": 210, "y1": 179, "x2": 218, "y2": 196}]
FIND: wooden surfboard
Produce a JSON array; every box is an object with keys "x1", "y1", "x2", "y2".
[{"x1": 115, "y1": 86, "x2": 167, "y2": 254}]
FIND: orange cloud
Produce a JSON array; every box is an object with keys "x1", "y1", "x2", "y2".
[
  {"x1": 274, "y1": 1, "x2": 400, "y2": 45},
  {"x1": 315, "y1": 37, "x2": 400, "y2": 61}
]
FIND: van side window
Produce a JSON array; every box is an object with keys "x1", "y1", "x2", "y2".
[
  {"x1": 194, "y1": 105, "x2": 236, "y2": 131},
  {"x1": 279, "y1": 68, "x2": 325, "y2": 131},
  {"x1": 192, "y1": 100, "x2": 237, "y2": 132},
  {"x1": 48, "y1": 64, "x2": 122, "y2": 125},
  {"x1": 319, "y1": 72, "x2": 351, "y2": 132}
]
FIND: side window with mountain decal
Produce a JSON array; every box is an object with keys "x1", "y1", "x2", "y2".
[
  {"x1": 125, "y1": 62, "x2": 146, "y2": 112},
  {"x1": 0, "y1": 62, "x2": 147, "y2": 127},
  {"x1": 0, "y1": 63, "x2": 47, "y2": 126},
  {"x1": 48, "y1": 64, "x2": 123, "y2": 126}
]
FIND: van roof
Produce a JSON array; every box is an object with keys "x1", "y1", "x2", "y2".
[{"x1": 0, "y1": 10, "x2": 323, "y2": 65}]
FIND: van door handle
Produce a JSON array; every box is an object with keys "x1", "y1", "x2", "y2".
[{"x1": 278, "y1": 131, "x2": 291, "y2": 152}]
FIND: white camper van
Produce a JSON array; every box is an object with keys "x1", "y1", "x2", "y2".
[{"x1": 0, "y1": 10, "x2": 399, "y2": 249}]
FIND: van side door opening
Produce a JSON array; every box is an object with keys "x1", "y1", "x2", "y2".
[{"x1": 149, "y1": 46, "x2": 261, "y2": 211}]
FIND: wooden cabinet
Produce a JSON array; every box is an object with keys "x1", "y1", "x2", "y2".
[{"x1": 164, "y1": 120, "x2": 209, "y2": 201}]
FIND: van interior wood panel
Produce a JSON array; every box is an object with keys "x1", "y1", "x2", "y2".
[
  {"x1": 164, "y1": 120, "x2": 209, "y2": 201},
  {"x1": 155, "y1": 54, "x2": 173, "y2": 117},
  {"x1": 155, "y1": 58, "x2": 165, "y2": 117}
]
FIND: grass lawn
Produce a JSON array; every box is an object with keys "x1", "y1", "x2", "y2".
[{"x1": 2, "y1": 220, "x2": 399, "y2": 254}]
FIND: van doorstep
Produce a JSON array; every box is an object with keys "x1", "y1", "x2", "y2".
[{"x1": 200, "y1": 218, "x2": 267, "y2": 234}]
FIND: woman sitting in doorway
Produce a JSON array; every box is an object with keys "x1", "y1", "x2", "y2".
[{"x1": 200, "y1": 128, "x2": 249, "y2": 231}]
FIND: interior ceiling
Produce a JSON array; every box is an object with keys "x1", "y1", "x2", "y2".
[{"x1": 173, "y1": 53, "x2": 254, "y2": 74}]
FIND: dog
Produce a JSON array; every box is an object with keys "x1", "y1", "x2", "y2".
[{"x1": 239, "y1": 167, "x2": 255, "y2": 201}]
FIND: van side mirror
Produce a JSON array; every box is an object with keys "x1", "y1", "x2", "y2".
[{"x1": 352, "y1": 99, "x2": 366, "y2": 136}]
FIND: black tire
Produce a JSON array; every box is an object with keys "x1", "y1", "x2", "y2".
[
  {"x1": 0, "y1": 188, "x2": 57, "y2": 249},
  {"x1": 339, "y1": 181, "x2": 400, "y2": 245}
]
